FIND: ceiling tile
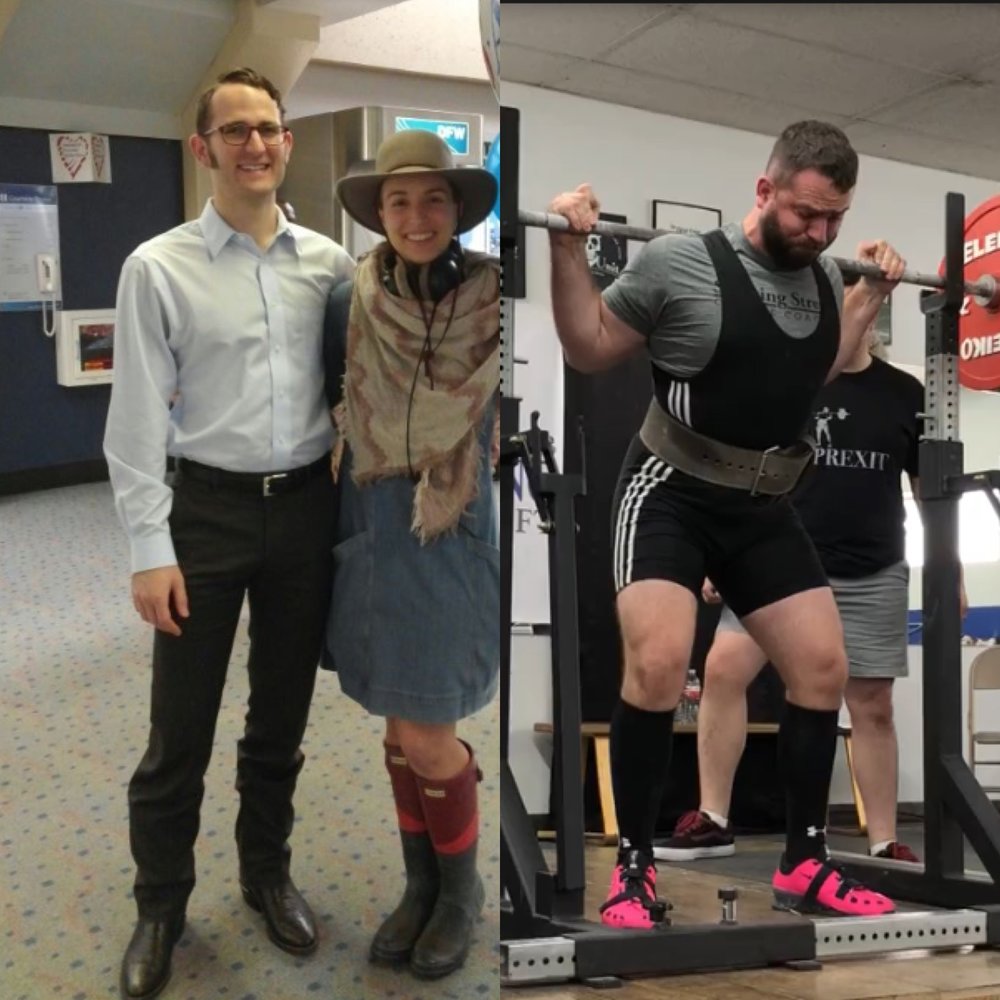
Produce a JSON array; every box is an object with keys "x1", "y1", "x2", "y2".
[
  {"x1": 313, "y1": 0, "x2": 486, "y2": 80},
  {"x1": 689, "y1": 3, "x2": 1000, "y2": 78},
  {"x1": 502, "y1": 44, "x2": 584, "y2": 88},
  {"x1": 501, "y1": 2, "x2": 679, "y2": 60},
  {"x1": 861, "y1": 78, "x2": 1000, "y2": 152},
  {"x1": 969, "y1": 51, "x2": 1000, "y2": 84},
  {"x1": 843, "y1": 119, "x2": 1000, "y2": 183},
  {"x1": 551, "y1": 60, "x2": 851, "y2": 142},
  {"x1": 603, "y1": 13, "x2": 949, "y2": 118}
]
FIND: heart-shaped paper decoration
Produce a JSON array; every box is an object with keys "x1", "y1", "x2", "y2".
[{"x1": 57, "y1": 134, "x2": 90, "y2": 179}]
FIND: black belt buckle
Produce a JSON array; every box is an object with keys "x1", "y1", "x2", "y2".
[
  {"x1": 262, "y1": 472, "x2": 289, "y2": 496},
  {"x1": 750, "y1": 445, "x2": 780, "y2": 497}
]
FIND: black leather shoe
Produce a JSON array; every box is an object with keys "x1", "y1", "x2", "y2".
[
  {"x1": 119, "y1": 913, "x2": 184, "y2": 999},
  {"x1": 241, "y1": 878, "x2": 318, "y2": 955}
]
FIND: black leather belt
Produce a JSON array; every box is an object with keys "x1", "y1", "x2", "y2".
[
  {"x1": 175, "y1": 455, "x2": 329, "y2": 496},
  {"x1": 639, "y1": 398, "x2": 815, "y2": 497}
]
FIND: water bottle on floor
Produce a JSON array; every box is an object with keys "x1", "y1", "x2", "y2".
[{"x1": 682, "y1": 669, "x2": 701, "y2": 725}]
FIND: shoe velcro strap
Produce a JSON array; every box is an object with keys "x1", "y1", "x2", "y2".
[
  {"x1": 600, "y1": 869, "x2": 663, "y2": 913},
  {"x1": 599, "y1": 892, "x2": 668, "y2": 921},
  {"x1": 799, "y1": 860, "x2": 842, "y2": 909}
]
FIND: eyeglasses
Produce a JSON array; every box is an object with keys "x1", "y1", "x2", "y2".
[{"x1": 200, "y1": 122, "x2": 289, "y2": 146}]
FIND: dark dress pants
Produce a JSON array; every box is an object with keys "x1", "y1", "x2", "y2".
[{"x1": 127, "y1": 468, "x2": 335, "y2": 918}]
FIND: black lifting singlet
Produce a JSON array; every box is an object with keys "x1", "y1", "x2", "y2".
[{"x1": 652, "y1": 229, "x2": 840, "y2": 451}]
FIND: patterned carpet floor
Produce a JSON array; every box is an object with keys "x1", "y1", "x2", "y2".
[{"x1": 0, "y1": 482, "x2": 499, "y2": 1000}]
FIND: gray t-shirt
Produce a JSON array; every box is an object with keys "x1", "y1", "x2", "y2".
[{"x1": 602, "y1": 221, "x2": 845, "y2": 378}]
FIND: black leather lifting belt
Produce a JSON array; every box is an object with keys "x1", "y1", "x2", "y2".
[{"x1": 638, "y1": 397, "x2": 816, "y2": 497}]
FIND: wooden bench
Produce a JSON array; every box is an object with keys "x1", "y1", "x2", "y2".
[{"x1": 533, "y1": 721, "x2": 865, "y2": 843}]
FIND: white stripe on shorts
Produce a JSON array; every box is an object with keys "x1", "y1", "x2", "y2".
[{"x1": 614, "y1": 456, "x2": 673, "y2": 590}]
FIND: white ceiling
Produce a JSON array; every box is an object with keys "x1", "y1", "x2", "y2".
[
  {"x1": 502, "y1": 2, "x2": 1000, "y2": 183},
  {"x1": 0, "y1": 0, "x2": 237, "y2": 113},
  {"x1": 0, "y1": 0, "x2": 487, "y2": 137},
  {"x1": 259, "y1": 0, "x2": 401, "y2": 22}
]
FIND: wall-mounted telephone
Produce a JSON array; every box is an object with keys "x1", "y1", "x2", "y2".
[
  {"x1": 36, "y1": 253, "x2": 58, "y2": 337},
  {"x1": 36, "y1": 253, "x2": 56, "y2": 293}
]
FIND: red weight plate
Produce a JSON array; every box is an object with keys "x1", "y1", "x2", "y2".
[{"x1": 939, "y1": 195, "x2": 1000, "y2": 390}]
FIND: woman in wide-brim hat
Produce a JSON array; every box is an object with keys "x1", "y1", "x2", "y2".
[{"x1": 320, "y1": 128, "x2": 499, "y2": 980}]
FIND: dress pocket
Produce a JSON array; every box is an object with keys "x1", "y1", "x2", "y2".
[
  {"x1": 325, "y1": 530, "x2": 373, "y2": 671},
  {"x1": 459, "y1": 534, "x2": 500, "y2": 672}
]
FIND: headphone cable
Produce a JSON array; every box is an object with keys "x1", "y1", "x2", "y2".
[
  {"x1": 405, "y1": 280, "x2": 461, "y2": 479},
  {"x1": 406, "y1": 292, "x2": 439, "y2": 480},
  {"x1": 403, "y1": 243, "x2": 465, "y2": 479}
]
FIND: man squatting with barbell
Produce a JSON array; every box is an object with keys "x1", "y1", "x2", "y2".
[{"x1": 544, "y1": 119, "x2": 906, "y2": 927}]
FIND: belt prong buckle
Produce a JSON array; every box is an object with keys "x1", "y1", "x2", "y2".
[
  {"x1": 262, "y1": 472, "x2": 287, "y2": 497},
  {"x1": 750, "y1": 446, "x2": 779, "y2": 497}
]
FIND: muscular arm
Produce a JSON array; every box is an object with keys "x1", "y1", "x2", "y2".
[{"x1": 549, "y1": 235, "x2": 646, "y2": 373}]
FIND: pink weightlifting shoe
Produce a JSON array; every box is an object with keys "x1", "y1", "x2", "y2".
[
  {"x1": 773, "y1": 856, "x2": 895, "y2": 916},
  {"x1": 599, "y1": 849, "x2": 671, "y2": 929}
]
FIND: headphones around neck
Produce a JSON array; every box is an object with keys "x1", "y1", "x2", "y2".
[
  {"x1": 383, "y1": 238, "x2": 465, "y2": 304},
  {"x1": 387, "y1": 237, "x2": 466, "y2": 479}
]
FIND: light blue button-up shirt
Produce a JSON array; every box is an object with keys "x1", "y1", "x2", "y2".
[{"x1": 104, "y1": 200, "x2": 354, "y2": 573}]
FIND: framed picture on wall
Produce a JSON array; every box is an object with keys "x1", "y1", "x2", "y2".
[
  {"x1": 875, "y1": 295, "x2": 892, "y2": 345},
  {"x1": 587, "y1": 212, "x2": 629, "y2": 290},
  {"x1": 56, "y1": 309, "x2": 115, "y2": 387},
  {"x1": 652, "y1": 199, "x2": 722, "y2": 236}
]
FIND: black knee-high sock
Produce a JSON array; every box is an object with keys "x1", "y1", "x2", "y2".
[
  {"x1": 779, "y1": 701, "x2": 839, "y2": 868},
  {"x1": 610, "y1": 698, "x2": 675, "y2": 862}
]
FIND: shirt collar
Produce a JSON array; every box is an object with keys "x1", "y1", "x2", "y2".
[{"x1": 199, "y1": 199, "x2": 299, "y2": 259}]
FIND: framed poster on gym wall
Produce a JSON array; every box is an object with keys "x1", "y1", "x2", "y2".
[
  {"x1": 875, "y1": 295, "x2": 892, "y2": 345},
  {"x1": 652, "y1": 199, "x2": 722, "y2": 235},
  {"x1": 587, "y1": 212, "x2": 628, "y2": 290}
]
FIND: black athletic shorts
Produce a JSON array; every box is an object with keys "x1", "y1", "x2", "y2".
[{"x1": 610, "y1": 437, "x2": 828, "y2": 618}]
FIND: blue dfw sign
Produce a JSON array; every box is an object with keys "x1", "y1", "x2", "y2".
[{"x1": 395, "y1": 117, "x2": 470, "y2": 156}]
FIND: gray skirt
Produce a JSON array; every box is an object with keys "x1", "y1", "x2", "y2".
[{"x1": 717, "y1": 561, "x2": 910, "y2": 678}]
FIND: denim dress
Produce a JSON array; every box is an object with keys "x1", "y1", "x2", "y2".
[{"x1": 321, "y1": 280, "x2": 500, "y2": 724}]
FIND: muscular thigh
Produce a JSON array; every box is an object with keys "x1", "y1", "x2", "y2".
[
  {"x1": 704, "y1": 625, "x2": 769, "y2": 690},
  {"x1": 741, "y1": 587, "x2": 847, "y2": 708},
  {"x1": 616, "y1": 579, "x2": 698, "y2": 708}
]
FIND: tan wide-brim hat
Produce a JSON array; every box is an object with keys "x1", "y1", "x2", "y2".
[{"x1": 336, "y1": 129, "x2": 498, "y2": 235}]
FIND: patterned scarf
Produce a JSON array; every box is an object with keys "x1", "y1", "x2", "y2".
[{"x1": 332, "y1": 243, "x2": 500, "y2": 543}]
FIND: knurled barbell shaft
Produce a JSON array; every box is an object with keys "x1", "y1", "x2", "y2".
[{"x1": 517, "y1": 209, "x2": 999, "y2": 306}]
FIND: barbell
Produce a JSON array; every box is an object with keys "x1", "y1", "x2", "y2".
[{"x1": 517, "y1": 209, "x2": 1000, "y2": 311}]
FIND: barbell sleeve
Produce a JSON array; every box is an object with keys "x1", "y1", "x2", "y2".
[
  {"x1": 516, "y1": 209, "x2": 1000, "y2": 309},
  {"x1": 518, "y1": 209, "x2": 661, "y2": 245}
]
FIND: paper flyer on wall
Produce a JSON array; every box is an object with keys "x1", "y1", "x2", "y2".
[{"x1": 0, "y1": 184, "x2": 61, "y2": 312}]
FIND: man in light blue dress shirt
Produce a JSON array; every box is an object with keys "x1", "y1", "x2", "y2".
[{"x1": 103, "y1": 68, "x2": 354, "y2": 1000}]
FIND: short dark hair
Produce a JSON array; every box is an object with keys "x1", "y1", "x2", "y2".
[
  {"x1": 196, "y1": 67, "x2": 286, "y2": 135},
  {"x1": 766, "y1": 120, "x2": 858, "y2": 193}
]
